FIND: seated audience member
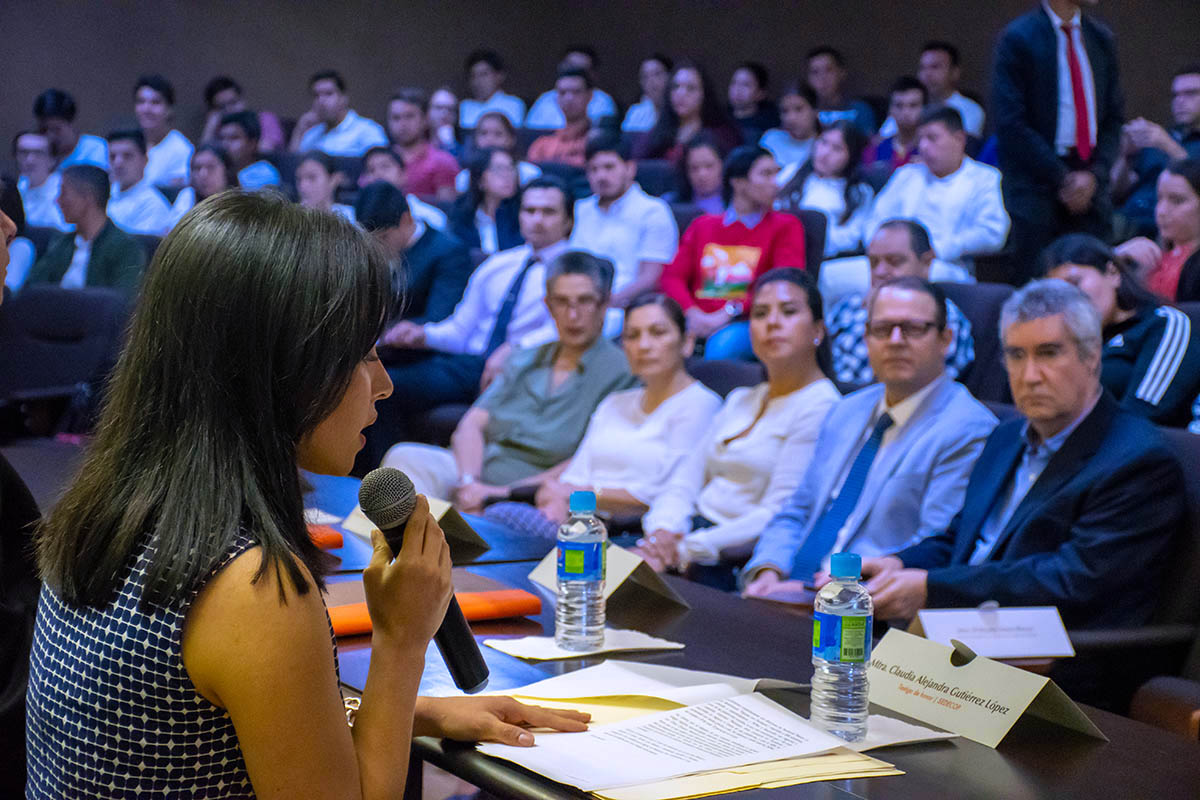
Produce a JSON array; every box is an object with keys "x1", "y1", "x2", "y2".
[
  {"x1": 2, "y1": 179, "x2": 36, "y2": 291},
  {"x1": 429, "y1": 86, "x2": 461, "y2": 153},
  {"x1": 570, "y1": 134, "x2": 679, "y2": 328},
  {"x1": 133, "y1": 74, "x2": 194, "y2": 189},
  {"x1": 728, "y1": 62, "x2": 781, "y2": 143},
  {"x1": 1146, "y1": 158, "x2": 1200, "y2": 301},
  {"x1": 878, "y1": 42, "x2": 986, "y2": 138},
  {"x1": 863, "y1": 77, "x2": 928, "y2": 176},
  {"x1": 1112, "y1": 64, "x2": 1200, "y2": 238},
  {"x1": 199, "y1": 76, "x2": 286, "y2": 152},
  {"x1": 491, "y1": 294, "x2": 721, "y2": 533},
  {"x1": 623, "y1": 54, "x2": 672, "y2": 133},
  {"x1": 806, "y1": 47, "x2": 877, "y2": 136},
  {"x1": 867, "y1": 107, "x2": 1010, "y2": 268},
  {"x1": 526, "y1": 46, "x2": 619, "y2": 129},
  {"x1": 858, "y1": 280, "x2": 1185, "y2": 708},
  {"x1": 14, "y1": 130, "x2": 69, "y2": 230},
  {"x1": 357, "y1": 181, "x2": 473, "y2": 325},
  {"x1": 217, "y1": 111, "x2": 282, "y2": 189},
  {"x1": 1043, "y1": 234, "x2": 1200, "y2": 426},
  {"x1": 359, "y1": 147, "x2": 448, "y2": 230},
  {"x1": 290, "y1": 70, "x2": 388, "y2": 156},
  {"x1": 742, "y1": 277, "x2": 996, "y2": 597},
  {"x1": 526, "y1": 67, "x2": 593, "y2": 167},
  {"x1": 296, "y1": 151, "x2": 354, "y2": 222},
  {"x1": 459, "y1": 50, "x2": 526, "y2": 128},
  {"x1": 661, "y1": 145, "x2": 806, "y2": 360},
  {"x1": 364, "y1": 176, "x2": 574, "y2": 458},
  {"x1": 387, "y1": 88, "x2": 459, "y2": 201},
  {"x1": 167, "y1": 145, "x2": 235, "y2": 226},
  {"x1": 454, "y1": 112, "x2": 543, "y2": 193},
  {"x1": 26, "y1": 165, "x2": 146, "y2": 293},
  {"x1": 449, "y1": 148, "x2": 524, "y2": 255},
  {"x1": 106, "y1": 130, "x2": 173, "y2": 236},
  {"x1": 776, "y1": 121, "x2": 874, "y2": 257},
  {"x1": 635, "y1": 269, "x2": 841, "y2": 574},
  {"x1": 33, "y1": 89, "x2": 107, "y2": 169},
  {"x1": 826, "y1": 220, "x2": 974, "y2": 386},
  {"x1": 664, "y1": 135, "x2": 726, "y2": 216},
  {"x1": 380, "y1": 251, "x2": 634, "y2": 505},
  {"x1": 635, "y1": 61, "x2": 742, "y2": 161},
  {"x1": 760, "y1": 83, "x2": 819, "y2": 173}
]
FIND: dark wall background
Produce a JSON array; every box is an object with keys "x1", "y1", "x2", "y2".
[{"x1": 2, "y1": 0, "x2": 1198, "y2": 173}]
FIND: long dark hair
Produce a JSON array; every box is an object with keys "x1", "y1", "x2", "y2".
[
  {"x1": 752, "y1": 267, "x2": 833, "y2": 378},
  {"x1": 192, "y1": 143, "x2": 236, "y2": 197},
  {"x1": 778, "y1": 120, "x2": 869, "y2": 224},
  {"x1": 1163, "y1": 159, "x2": 1200, "y2": 248},
  {"x1": 1039, "y1": 233, "x2": 1163, "y2": 313},
  {"x1": 645, "y1": 60, "x2": 735, "y2": 159},
  {"x1": 463, "y1": 146, "x2": 513, "y2": 211},
  {"x1": 673, "y1": 133, "x2": 723, "y2": 203},
  {"x1": 36, "y1": 191, "x2": 390, "y2": 608}
]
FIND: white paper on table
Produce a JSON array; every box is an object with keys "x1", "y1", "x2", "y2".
[
  {"x1": 491, "y1": 659, "x2": 763, "y2": 701},
  {"x1": 303, "y1": 507, "x2": 343, "y2": 526},
  {"x1": 850, "y1": 715, "x2": 958, "y2": 751},
  {"x1": 478, "y1": 693, "x2": 846, "y2": 791},
  {"x1": 483, "y1": 629, "x2": 683, "y2": 661}
]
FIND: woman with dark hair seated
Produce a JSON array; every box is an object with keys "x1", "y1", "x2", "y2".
[
  {"x1": 448, "y1": 147, "x2": 523, "y2": 254},
  {"x1": 634, "y1": 61, "x2": 742, "y2": 161},
  {"x1": 168, "y1": 143, "x2": 236, "y2": 225},
  {"x1": 663, "y1": 134, "x2": 726, "y2": 216},
  {"x1": 634, "y1": 269, "x2": 840, "y2": 581},
  {"x1": 1147, "y1": 158, "x2": 1200, "y2": 302},
  {"x1": 296, "y1": 150, "x2": 355, "y2": 222},
  {"x1": 1043, "y1": 233, "x2": 1200, "y2": 427},
  {"x1": 25, "y1": 193, "x2": 587, "y2": 798}
]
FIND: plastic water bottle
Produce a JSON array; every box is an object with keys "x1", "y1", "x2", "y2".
[
  {"x1": 555, "y1": 491, "x2": 607, "y2": 650},
  {"x1": 810, "y1": 552, "x2": 873, "y2": 742}
]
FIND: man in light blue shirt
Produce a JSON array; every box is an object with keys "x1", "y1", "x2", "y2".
[{"x1": 525, "y1": 46, "x2": 618, "y2": 130}]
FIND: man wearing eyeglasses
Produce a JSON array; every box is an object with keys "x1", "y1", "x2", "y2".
[{"x1": 743, "y1": 276, "x2": 996, "y2": 599}]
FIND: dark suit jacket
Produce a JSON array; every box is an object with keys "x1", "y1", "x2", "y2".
[
  {"x1": 25, "y1": 219, "x2": 146, "y2": 294},
  {"x1": 896, "y1": 393, "x2": 1185, "y2": 630},
  {"x1": 1177, "y1": 249, "x2": 1200, "y2": 303},
  {"x1": 447, "y1": 196, "x2": 523, "y2": 254},
  {"x1": 396, "y1": 225, "x2": 475, "y2": 324},
  {"x1": 993, "y1": 6, "x2": 1123, "y2": 202}
]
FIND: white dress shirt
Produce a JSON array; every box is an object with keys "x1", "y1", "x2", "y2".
[
  {"x1": 867, "y1": 157, "x2": 1010, "y2": 263},
  {"x1": 407, "y1": 194, "x2": 447, "y2": 230},
  {"x1": 5, "y1": 237, "x2": 35, "y2": 291},
  {"x1": 297, "y1": 110, "x2": 388, "y2": 157},
  {"x1": 60, "y1": 235, "x2": 93, "y2": 289},
  {"x1": 331, "y1": 203, "x2": 356, "y2": 223},
  {"x1": 561, "y1": 382, "x2": 723, "y2": 504},
  {"x1": 1043, "y1": 1, "x2": 1097, "y2": 156},
  {"x1": 643, "y1": 379, "x2": 841, "y2": 566},
  {"x1": 621, "y1": 98, "x2": 658, "y2": 133},
  {"x1": 108, "y1": 178, "x2": 173, "y2": 235},
  {"x1": 791, "y1": 175, "x2": 874, "y2": 256},
  {"x1": 525, "y1": 88, "x2": 618, "y2": 129},
  {"x1": 422, "y1": 240, "x2": 568, "y2": 355},
  {"x1": 144, "y1": 129, "x2": 194, "y2": 188},
  {"x1": 571, "y1": 184, "x2": 678, "y2": 295},
  {"x1": 474, "y1": 208, "x2": 499, "y2": 254},
  {"x1": 759, "y1": 129, "x2": 815, "y2": 169},
  {"x1": 168, "y1": 186, "x2": 196, "y2": 227},
  {"x1": 459, "y1": 91, "x2": 527, "y2": 129},
  {"x1": 18, "y1": 173, "x2": 70, "y2": 231},
  {"x1": 878, "y1": 91, "x2": 986, "y2": 138},
  {"x1": 58, "y1": 134, "x2": 108, "y2": 170}
]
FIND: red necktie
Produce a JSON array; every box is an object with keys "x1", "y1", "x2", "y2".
[{"x1": 1061, "y1": 22, "x2": 1093, "y2": 163}]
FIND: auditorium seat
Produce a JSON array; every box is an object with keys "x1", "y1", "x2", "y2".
[
  {"x1": 158, "y1": 185, "x2": 183, "y2": 205},
  {"x1": 24, "y1": 226, "x2": 59, "y2": 261},
  {"x1": 794, "y1": 209, "x2": 827, "y2": 276},
  {"x1": 268, "y1": 151, "x2": 303, "y2": 194},
  {"x1": 329, "y1": 155, "x2": 364, "y2": 187},
  {"x1": 670, "y1": 203, "x2": 704, "y2": 235},
  {"x1": 1176, "y1": 302, "x2": 1200, "y2": 332},
  {"x1": 936, "y1": 281, "x2": 1015, "y2": 403},
  {"x1": 133, "y1": 234, "x2": 162, "y2": 263},
  {"x1": 515, "y1": 127, "x2": 541, "y2": 159},
  {"x1": 685, "y1": 358, "x2": 765, "y2": 397},
  {"x1": 635, "y1": 159, "x2": 678, "y2": 197},
  {"x1": 531, "y1": 162, "x2": 590, "y2": 199}
]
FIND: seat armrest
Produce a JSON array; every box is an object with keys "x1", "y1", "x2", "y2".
[
  {"x1": 1067, "y1": 623, "x2": 1195, "y2": 654},
  {"x1": 1130, "y1": 676, "x2": 1200, "y2": 739}
]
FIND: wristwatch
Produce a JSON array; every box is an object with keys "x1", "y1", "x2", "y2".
[
  {"x1": 724, "y1": 300, "x2": 745, "y2": 318},
  {"x1": 457, "y1": 473, "x2": 477, "y2": 488}
]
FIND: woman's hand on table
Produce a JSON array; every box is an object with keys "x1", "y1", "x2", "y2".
[{"x1": 413, "y1": 696, "x2": 591, "y2": 746}]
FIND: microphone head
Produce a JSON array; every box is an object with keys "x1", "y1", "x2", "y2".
[{"x1": 358, "y1": 467, "x2": 417, "y2": 530}]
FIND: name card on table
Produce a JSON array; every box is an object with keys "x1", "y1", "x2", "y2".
[
  {"x1": 342, "y1": 497, "x2": 491, "y2": 564},
  {"x1": 867, "y1": 629, "x2": 1105, "y2": 748},
  {"x1": 529, "y1": 543, "x2": 689, "y2": 612},
  {"x1": 912, "y1": 606, "x2": 1075, "y2": 659}
]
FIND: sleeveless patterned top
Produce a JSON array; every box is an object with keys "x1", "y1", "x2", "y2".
[{"x1": 26, "y1": 534, "x2": 338, "y2": 798}]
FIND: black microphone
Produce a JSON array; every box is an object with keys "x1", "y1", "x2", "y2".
[{"x1": 358, "y1": 467, "x2": 490, "y2": 693}]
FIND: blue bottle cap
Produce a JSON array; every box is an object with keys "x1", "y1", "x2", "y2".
[
  {"x1": 830, "y1": 552, "x2": 862, "y2": 580},
  {"x1": 569, "y1": 491, "x2": 597, "y2": 513}
]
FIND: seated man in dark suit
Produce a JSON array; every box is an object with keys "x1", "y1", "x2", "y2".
[
  {"x1": 859, "y1": 279, "x2": 1186, "y2": 709},
  {"x1": 355, "y1": 181, "x2": 474, "y2": 328},
  {"x1": 25, "y1": 165, "x2": 146, "y2": 294}
]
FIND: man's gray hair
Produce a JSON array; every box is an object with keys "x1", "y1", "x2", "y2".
[
  {"x1": 999, "y1": 279, "x2": 1102, "y2": 362},
  {"x1": 544, "y1": 250, "x2": 614, "y2": 298}
]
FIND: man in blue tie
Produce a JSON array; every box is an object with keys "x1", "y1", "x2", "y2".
[{"x1": 743, "y1": 276, "x2": 996, "y2": 599}]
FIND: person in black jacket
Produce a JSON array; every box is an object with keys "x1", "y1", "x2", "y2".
[
  {"x1": 448, "y1": 147, "x2": 523, "y2": 255},
  {"x1": 1042, "y1": 233, "x2": 1200, "y2": 426},
  {"x1": 993, "y1": 1, "x2": 1124, "y2": 283}
]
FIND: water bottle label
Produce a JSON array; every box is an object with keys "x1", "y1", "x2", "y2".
[
  {"x1": 812, "y1": 612, "x2": 872, "y2": 663},
  {"x1": 557, "y1": 541, "x2": 605, "y2": 581}
]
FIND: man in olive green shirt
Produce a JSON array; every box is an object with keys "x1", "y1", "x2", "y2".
[{"x1": 381, "y1": 251, "x2": 634, "y2": 511}]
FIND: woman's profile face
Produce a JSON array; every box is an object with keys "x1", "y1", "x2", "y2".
[
  {"x1": 0, "y1": 207, "x2": 16, "y2": 295},
  {"x1": 296, "y1": 349, "x2": 392, "y2": 476},
  {"x1": 1156, "y1": 171, "x2": 1200, "y2": 246},
  {"x1": 296, "y1": 160, "x2": 337, "y2": 209}
]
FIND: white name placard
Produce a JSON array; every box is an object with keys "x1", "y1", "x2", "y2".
[{"x1": 914, "y1": 606, "x2": 1075, "y2": 659}]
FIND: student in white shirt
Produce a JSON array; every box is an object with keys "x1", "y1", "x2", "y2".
[
  {"x1": 33, "y1": 89, "x2": 108, "y2": 170},
  {"x1": 622, "y1": 54, "x2": 672, "y2": 133},
  {"x1": 454, "y1": 112, "x2": 542, "y2": 194},
  {"x1": 635, "y1": 269, "x2": 841, "y2": 575},
  {"x1": 134, "y1": 75, "x2": 194, "y2": 189},
  {"x1": 776, "y1": 121, "x2": 875, "y2": 257},
  {"x1": 105, "y1": 130, "x2": 174, "y2": 236},
  {"x1": 296, "y1": 151, "x2": 355, "y2": 222},
  {"x1": 877, "y1": 42, "x2": 986, "y2": 138},
  {"x1": 459, "y1": 50, "x2": 526, "y2": 129},
  {"x1": 570, "y1": 133, "x2": 679, "y2": 333},
  {"x1": 867, "y1": 107, "x2": 1010, "y2": 267},
  {"x1": 525, "y1": 45, "x2": 618, "y2": 130},
  {"x1": 290, "y1": 70, "x2": 388, "y2": 157},
  {"x1": 760, "y1": 84, "x2": 819, "y2": 174},
  {"x1": 358, "y1": 147, "x2": 447, "y2": 230},
  {"x1": 168, "y1": 146, "x2": 235, "y2": 227},
  {"x1": 15, "y1": 131, "x2": 70, "y2": 231},
  {"x1": 532, "y1": 293, "x2": 722, "y2": 526}
]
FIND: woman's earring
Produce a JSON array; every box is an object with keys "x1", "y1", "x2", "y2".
[{"x1": 814, "y1": 338, "x2": 822, "y2": 346}]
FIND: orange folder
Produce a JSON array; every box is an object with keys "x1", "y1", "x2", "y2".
[
  {"x1": 308, "y1": 524, "x2": 344, "y2": 550},
  {"x1": 328, "y1": 589, "x2": 542, "y2": 637}
]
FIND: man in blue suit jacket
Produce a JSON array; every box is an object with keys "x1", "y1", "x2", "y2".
[{"x1": 743, "y1": 278, "x2": 997, "y2": 598}]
